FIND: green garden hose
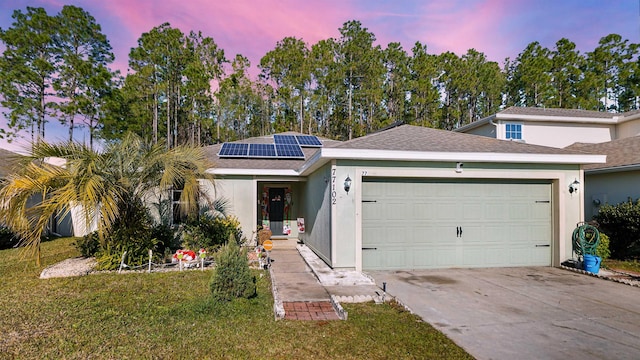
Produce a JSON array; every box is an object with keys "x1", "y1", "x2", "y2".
[{"x1": 572, "y1": 223, "x2": 600, "y2": 256}]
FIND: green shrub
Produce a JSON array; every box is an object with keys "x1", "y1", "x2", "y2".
[
  {"x1": 74, "y1": 224, "x2": 175, "y2": 267},
  {"x1": 74, "y1": 232, "x2": 101, "y2": 257},
  {"x1": 95, "y1": 236, "x2": 161, "y2": 270},
  {"x1": 209, "y1": 235, "x2": 255, "y2": 302},
  {"x1": 93, "y1": 198, "x2": 165, "y2": 270},
  {"x1": 150, "y1": 224, "x2": 179, "y2": 255},
  {"x1": 595, "y1": 233, "x2": 611, "y2": 260},
  {"x1": 594, "y1": 199, "x2": 640, "y2": 259},
  {"x1": 181, "y1": 215, "x2": 243, "y2": 252}
]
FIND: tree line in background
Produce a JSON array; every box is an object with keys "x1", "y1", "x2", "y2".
[{"x1": 1, "y1": 5, "x2": 639, "y2": 148}]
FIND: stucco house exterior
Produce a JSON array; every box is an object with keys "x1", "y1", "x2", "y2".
[
  {"x1": 566, "y1": 136, "x2": 640, "y2": 218},
  {"x1": 454, "y1": 106, "x2": 640, "y2": 148},
  {"x1": 456, "y1": 106, "x2": 640, "y2": 220},
  {"x1": 204, "y1": 124, "x2": 604, "y2": 271}
]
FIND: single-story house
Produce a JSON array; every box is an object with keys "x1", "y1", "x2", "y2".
[
  {"x1": 204, "y1": 124, "x2": 604, "y2": 271},
  {"x1": 0, "y1": 148, "x2": 74, "y2": 237},
  {"x1": 566, "y1": 136, "x2": 640, "y2": 218},
  {"x1": 454, "y1": 106, "x2": 640, "y2": 148}
]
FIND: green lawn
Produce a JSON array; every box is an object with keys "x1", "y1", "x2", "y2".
[
  {"x1": 603, "y1": 259, "x2": 640, "y2": 274},
  {"x1": 0, "y1": 238, "x2": 472, "y2": 359}
]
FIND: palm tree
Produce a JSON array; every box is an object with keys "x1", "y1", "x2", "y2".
[{"x1": 0, "y1": 133, "x2": 215, "y2": 266}]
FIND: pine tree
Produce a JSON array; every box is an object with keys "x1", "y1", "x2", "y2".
[{"x1": 209, "y1": 235, "x2": 256, "y2": 302}]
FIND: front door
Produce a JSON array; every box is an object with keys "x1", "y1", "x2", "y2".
[{"x1": 269, "y1": 188, "x2": 285, "y2": 235}]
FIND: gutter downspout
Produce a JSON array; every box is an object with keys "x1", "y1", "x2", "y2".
[{"x1": 489, "y1": 115, "x2": 498, "y2": 138}]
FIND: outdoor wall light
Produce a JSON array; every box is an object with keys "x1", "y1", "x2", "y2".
[
  {"x1": 569, "y1": 179, "x2": 580, "y2": 194},
  {"x1": 456, "y1": 162, "x2": 464, "y2": 173},
  {"x1": 344, "y1": 176, "x2": 352, "y2": 194}
]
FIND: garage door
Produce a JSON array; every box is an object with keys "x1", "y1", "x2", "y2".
[{"x1": 362, "y1": 178, "x2": 552, "y2": 270}]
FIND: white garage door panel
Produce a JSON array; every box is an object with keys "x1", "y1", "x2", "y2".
[{"x1": 362, "y1": 179, "x2": 552, "y2": 270}]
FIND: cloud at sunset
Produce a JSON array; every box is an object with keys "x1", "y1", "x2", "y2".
[{"x1": 0, "y1": 0, "x2": 638, "y2": 150}]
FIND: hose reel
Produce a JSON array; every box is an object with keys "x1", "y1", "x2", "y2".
[{"x1": 572, "y1": 222, "x2": 600, "y2": 257}]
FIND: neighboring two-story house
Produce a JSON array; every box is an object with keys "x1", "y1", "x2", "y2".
[{"x1": 456, "y1": 107, "x2": 640, "y2": 217}]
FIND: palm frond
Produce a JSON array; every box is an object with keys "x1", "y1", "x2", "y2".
[{"x1": 1, "y1": 133, "x2": 217, "y2": 266}]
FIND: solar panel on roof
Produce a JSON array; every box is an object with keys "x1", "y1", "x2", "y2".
[
  {"x1": 248, "y1": 143, "x2": 277, "y2": 158},
  {"x1": 295, "y1": 135, "x2": 322, "y2": 147},
  {"x1": 273, "y1": 134, "x2": 298, "y2": 145},
  {"x1": 218, "y1": 143, "x2": 249, "y2": 157},
  {"x1": 275, "y1": 143, "x2": 305, "y2": 159}
]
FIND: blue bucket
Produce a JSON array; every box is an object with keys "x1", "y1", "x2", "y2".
[{"x1": 583, "y1": 254, "x2": 601, "y2": 274}]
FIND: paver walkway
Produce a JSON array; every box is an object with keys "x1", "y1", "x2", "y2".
[
  {"x1": 266, "y1": 238, "x2": 381, "y2": 321},
  {"x1": 282, "y1": 301, "x2": 340, "y2": 320},
  {"x1": 268, "y1": 242, "x2": 341, "y2": 321}
]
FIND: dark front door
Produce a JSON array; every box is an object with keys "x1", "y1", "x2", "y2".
[{"x1": 269, "y1": 188, "x2": 285, "y2": 235}]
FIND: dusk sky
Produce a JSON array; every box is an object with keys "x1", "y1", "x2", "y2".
[{"x1": 1, "y1": 0, "x2": 639, "y2": 152}]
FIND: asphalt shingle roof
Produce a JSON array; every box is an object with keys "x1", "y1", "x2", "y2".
[
  {"x1": 498, "y1": 106, "x2": 640, "y2": 121},
  {"x1": 334, "y1": 124, "x2": 585, "y2": 155},
  {"x1": 566, "y1": 136, "x2": 640, "y2": 170},
  {"x1": 0, "y1": 148, "x2": 21, "y2": 178},
  {"x1": 205, "y1": 125, "x2": 592, "y2": 172},
  {"x1": 498, "y1": 106, "x2": 616, "y2": 119}
]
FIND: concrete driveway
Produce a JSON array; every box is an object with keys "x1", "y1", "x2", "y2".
[{"x1": 368, "y1": 267, "x2": 640, "y2": 360}]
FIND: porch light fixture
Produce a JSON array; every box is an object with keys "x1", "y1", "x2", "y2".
[
  {"x1": 344, "y1": 176, "x2": 352, "y2": 194},
  {"x1": 569, "y1": 179, "x2": 580, "y2": 194}
]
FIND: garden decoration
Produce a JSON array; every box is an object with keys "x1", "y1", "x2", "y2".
[
  {"x1": 199, "y1": 248, "x2": 207, "y2": 271},
  {"x1": 284, "y1": 189, "x2": 293, "y2": 235},
  {"x1": 173, "y1": 249, "x2": 197, "y2": 271},
  {"x1": 118, "y1": 251, "x2": 128, "y2": 273},
  {"x1": 257, "y1": 246, "x2": 272, "y2": 269}
]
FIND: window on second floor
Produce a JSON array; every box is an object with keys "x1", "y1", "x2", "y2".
[{"x1": 505, "y1": 123, "x2": 522, "y2": 140}]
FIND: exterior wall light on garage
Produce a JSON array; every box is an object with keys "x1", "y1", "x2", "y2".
[
  {"x1": 344, "y1": 176, "x2": 352, "y2": 194},
  {"x1": 455, "y1": 162, "x2": 464, "y2": 173},
  {"x1": 569, "y1": 179, "x2": 580, "y2": 194}
]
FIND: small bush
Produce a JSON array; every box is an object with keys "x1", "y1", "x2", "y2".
[
  {"x1": 181, "y1": 215, "x2": 243, "y2": 252},
  {"x1": 74, "y1": 232, "x2": 101, "y2": 257},
  {"x1": 91, "y1": 198, "x2": 166, "y2": 270},
  {"x1": 594, "y1": 199, "x2": 640, "y2": 259},
  {"x1": 209, "y1": 235, "x2": 255, "y2": 302},
  {"x1": 151, "y1": 224, "x2": 179, "y2": 255},
  {"x1": 596, "y1": 233, "x2": 611, "y2": 260}
]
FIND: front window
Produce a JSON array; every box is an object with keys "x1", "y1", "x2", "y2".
[
  {"x1": 171, "y1": 182, "x2": 186, "y2": 225},
  {"x1": 505, "y1": 123, "x2": 522, "y2": 140}
]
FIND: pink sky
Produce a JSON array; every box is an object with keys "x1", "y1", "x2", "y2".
[{"x1": 1, "y1": 0, "x2": 638, "y2": 152}]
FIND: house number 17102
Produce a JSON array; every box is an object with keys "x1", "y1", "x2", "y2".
[{"x1": 331, "y1": 167, "x2": 337, "y2": 205}]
